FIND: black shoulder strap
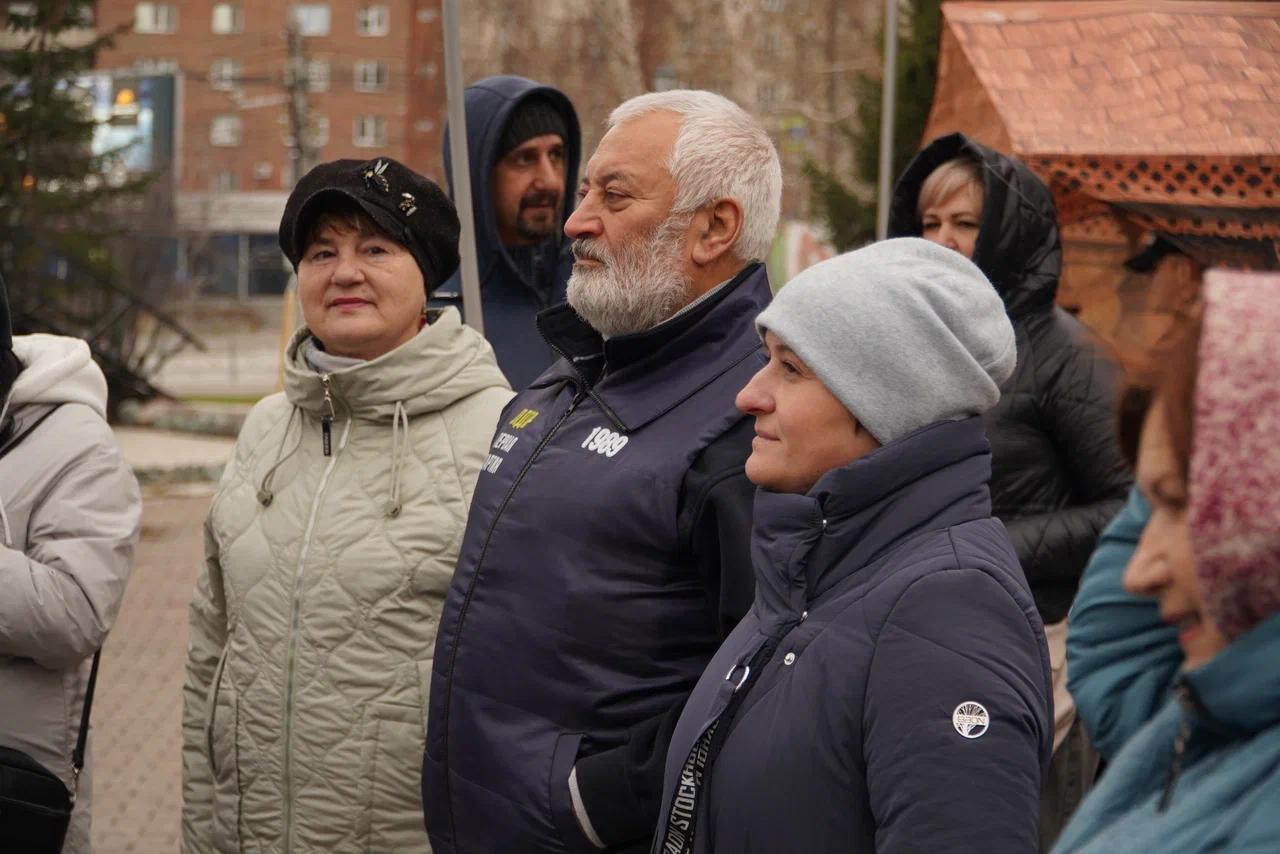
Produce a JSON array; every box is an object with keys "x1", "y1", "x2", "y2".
[
  {"x1": 72, "y1": 650, "x2": 101, "y2": 786},
  {"x1": 0, "y1": 404, "x2": 61, "y2": 459}
]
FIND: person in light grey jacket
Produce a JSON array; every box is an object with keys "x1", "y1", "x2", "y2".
[{"x1": 0, "y1": 273, "x2": 143, "y2": 854}]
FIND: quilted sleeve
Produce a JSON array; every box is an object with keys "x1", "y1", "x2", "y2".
[
  {"x1": 1003, "y1": 327, "x2": 1131, "y2": 593},
  {"x1": 0, "y1": 424, "x2": 142, "y2": 667},
  {"x1": 865, "y1": 568, "x2": 1049, "y2": 854},
  {"x1": 181, "y1": 507, "x2": 230, "y2": 854}
]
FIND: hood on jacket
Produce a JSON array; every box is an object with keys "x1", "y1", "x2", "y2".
[
  {"x1": 5, "y1": 333, "x2": 108, "y2": 420},
  {"x1": 440, "y1": 75, "x2": 581, "y2": 293},
  {"x1": 1190, "y1": 272, "x2": 1280, "y2": 643},
  {"x1": 888, "y1": 132, "x2": 1062, "y2": 317},
  {"x1": 283, "y1": 307, "x2": 510, "y2": 419}
]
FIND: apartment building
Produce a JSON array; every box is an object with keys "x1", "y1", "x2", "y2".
[{"x1": 94, "y1": 0, "x2": 447, "y2": 297}]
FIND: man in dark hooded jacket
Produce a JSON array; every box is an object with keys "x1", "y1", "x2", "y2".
[
  {"x1": 436, "y1": 75, "x2": 581, "y2": 388},
  {"x1": 889, "y1": 132, "x2": 1132, "y2": 849}
]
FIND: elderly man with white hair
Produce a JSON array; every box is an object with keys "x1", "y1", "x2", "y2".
[{"x1": 424, "y1": 90, "x2": 782, "y2": 853}]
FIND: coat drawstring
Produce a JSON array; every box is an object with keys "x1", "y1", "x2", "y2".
[
  {"x1": 257, "y1": 407, "x2": 303, "y2": 506},
  {"x1": 255, "y1": 383, "x2": 408, "y2": 517},
  {"x1": 384, "y1": 400, "x2": 408, "y2": 518}
]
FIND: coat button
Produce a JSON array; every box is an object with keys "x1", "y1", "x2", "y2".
[{"x1": 783, "y1": 652, "x2": 796, "y2": 666}]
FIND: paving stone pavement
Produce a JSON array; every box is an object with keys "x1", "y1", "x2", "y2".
[{"x1": 92, "y1": 487, "x2": 214, "y2": 854}]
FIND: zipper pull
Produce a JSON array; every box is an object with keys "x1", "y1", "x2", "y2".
[
  {"x1": 321, "y1": 375, "x2": 335, "y2": 457},
  {"x1": 1159, "y1": 684, "x2": 1195, "y2": 811}
]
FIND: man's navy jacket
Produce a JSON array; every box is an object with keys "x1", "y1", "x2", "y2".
[
  {"x1": 425, "y1": 265, "x2": 772, "y2": 853},
  {"x1": 654, "y1": 417, "x2": 1053, "y2": 853},
  {"x1": 435, "y1": 75, "x2": 581, "y2": 388}
]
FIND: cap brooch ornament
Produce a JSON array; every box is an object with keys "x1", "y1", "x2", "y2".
[
  {"x1": 362, "y1": 159, "x2": 390, "y2": 193},
  {"x1": 399, "y1": 192, "x2": 418, "y2": 216}
]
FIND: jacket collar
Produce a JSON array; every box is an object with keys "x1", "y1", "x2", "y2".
[
  {"x1": 283, "y1": 307, "x2": 509, "y2": 421},
  {"x1": 750, "y1": 417, "x2": 994, "y2": 630},
  {"x1": 534, "y1": 263, "x2": 771, "y2": 432},
  {"x1": 1179, "y1": 612, "x2": 1280, "y2": 737}
]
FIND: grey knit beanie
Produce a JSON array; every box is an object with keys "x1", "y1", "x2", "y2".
[{"x1": 756, "y1": 237, "x2": 1015, "y2": 444}]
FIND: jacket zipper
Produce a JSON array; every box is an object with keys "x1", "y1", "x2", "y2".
[
  {"x1": 282, "y1": 381, "x2": 350, "y2": 854},
  {"x1": 439, "y1": 348, "x2": 590, "y2": 844},
  {"x1": 320, "y1": 374, "x2": 335, "y2": 457},
  {"x1": 1158, "y1": 683, "x2": 1196, "y2": 812}
]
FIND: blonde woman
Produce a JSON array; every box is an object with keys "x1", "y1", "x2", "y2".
[{"x1": 890, "y1": 133, "x2": 1132, "y2": 847}]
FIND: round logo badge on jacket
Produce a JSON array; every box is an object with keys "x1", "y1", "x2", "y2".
[{"x1": 953, "y1": 701, "x2": 990, "y2": 738}]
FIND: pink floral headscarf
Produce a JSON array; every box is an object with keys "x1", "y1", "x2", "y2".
[{"x1": 1190, "y1": 270, "x2": 1280, "y2": 641}]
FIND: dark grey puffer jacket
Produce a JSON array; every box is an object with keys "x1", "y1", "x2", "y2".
[
  {"x1": 655, "y1": 417, "x2": 1052, "y2": 854},
  {"x1": 889, "y1": 133, "x2": 1132, "y2": 623}
]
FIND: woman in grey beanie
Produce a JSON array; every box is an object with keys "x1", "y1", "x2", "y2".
[{"x1": 653, "y1": 238, "x2": 1052, "y2": 854}]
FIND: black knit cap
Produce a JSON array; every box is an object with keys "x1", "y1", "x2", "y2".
[
  {"x1": 279, "y1": 158, "x2": 461, "y2": 290},
  {"x1": 498, "y1": 96, "x2": 569, "y2": 160},
  {"x1": 0, "y1": 270, "x2": 11, "y2": 353}
]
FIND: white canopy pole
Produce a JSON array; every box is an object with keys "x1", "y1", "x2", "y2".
[
  {"x1": 442, "y1": 0, "x2": 484, "y2": 334},
  {"x1": 875, "y1": 0, "x2": 900, "y2": 242}
]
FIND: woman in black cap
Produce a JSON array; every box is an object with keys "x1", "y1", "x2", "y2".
[
  {"x1": 0, "y1": 271, "x2": 143, "y2": 854},
  {"x1": 181, "y1": 159, "x2": 512, "y2": 853}
]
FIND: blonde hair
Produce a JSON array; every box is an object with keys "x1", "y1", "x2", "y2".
[{"x1": 918, "y1": 157, "x2": 983, "y2": 218}]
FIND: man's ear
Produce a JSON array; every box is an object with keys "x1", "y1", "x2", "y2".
[{"x1": 690, "y1": 199, "x2": 744, "y2": 266}]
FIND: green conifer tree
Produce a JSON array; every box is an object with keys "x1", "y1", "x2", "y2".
[
  {"x1": 0, "y1": 1, "x2": 140, "y2": 297},
  {"x1": 804, "y1": 0, "x2": 942, "y2": 250}
]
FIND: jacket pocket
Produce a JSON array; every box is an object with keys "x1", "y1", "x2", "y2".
[
  {"x1": 548, "y1": 732, "x2": 596, "y2": 854},
  {"x1": 204, "y1": 646, "x2": 241, "y2": 852},
  {"x1": 368, "y1": 701, "x2": 430, "y2": 853}
]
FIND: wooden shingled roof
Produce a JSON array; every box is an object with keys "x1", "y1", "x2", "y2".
[{"x1": 924, "y1": 0, "x2": 1280, "y2": 267}]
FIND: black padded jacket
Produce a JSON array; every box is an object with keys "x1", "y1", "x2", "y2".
[{"x1": 889, "y1": 132, "x2": 1132, "y2": 623}]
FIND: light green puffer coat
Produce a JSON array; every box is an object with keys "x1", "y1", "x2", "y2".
[{"x1": 181, "y1": 310, "x2": 512, "y2": 854}]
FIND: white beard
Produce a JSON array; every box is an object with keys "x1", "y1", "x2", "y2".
[{"x1": 566, "y1": 214, "x2": 693, "y2": 338}]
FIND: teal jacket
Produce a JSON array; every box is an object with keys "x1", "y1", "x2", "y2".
[
  {"x1": 1053, "y1": 612, "x2": 1280, "y2": 852},
  {"x1": 1066, "y1": 488, "x2": 1181, "y2": 760}
]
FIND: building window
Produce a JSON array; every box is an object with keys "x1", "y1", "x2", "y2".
[
  {"x1": 356, "y1": 4, "x2": 389, "y2": 36},
  {"x1": 211, "y1": 3, "x2": 242, "y2": 34},
  {"x1": 133, "y1": 57, "x2": 180, "y2": 74},
  {"x1": 210, "y1": 114, "x2": 242, "y2": 147},
  {"x1": 134, "y1": 2, "x2": 177, "y2": 34},
  {"x1": 282, "y1": 115, "x2": 329, "y2": 149},
  {"x1": 6, "y1": 3, "x2": 35, "y2": 28},
  {"x1": 353, "y1": 115, "x2": 385, "y2": 147},
  {"x1": 353, "y1": 60, "x2": 388, "y2": 93},
  {"x1": 306, "y1": 59, "x2": 330, "y2": 92},
  {"x1": 209, "y1": 58, "x2": 240, "y2": 91},
  {"x1": 758, "y1": 82, "x2": 778, "y2": 112},
  {"x1": 307, "y1": 115, "x2": 330, "y2": 148},
  {"x1": 212, "y1": 170, "x2": 238, "y2": 192},
  {"x1": 290, "y1": 3, "x2": 329, "y2": 36}
]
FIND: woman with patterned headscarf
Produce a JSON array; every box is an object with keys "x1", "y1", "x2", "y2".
[{"x1": 1054, "y1": 273, "x2": 1280, "y2": 852}]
